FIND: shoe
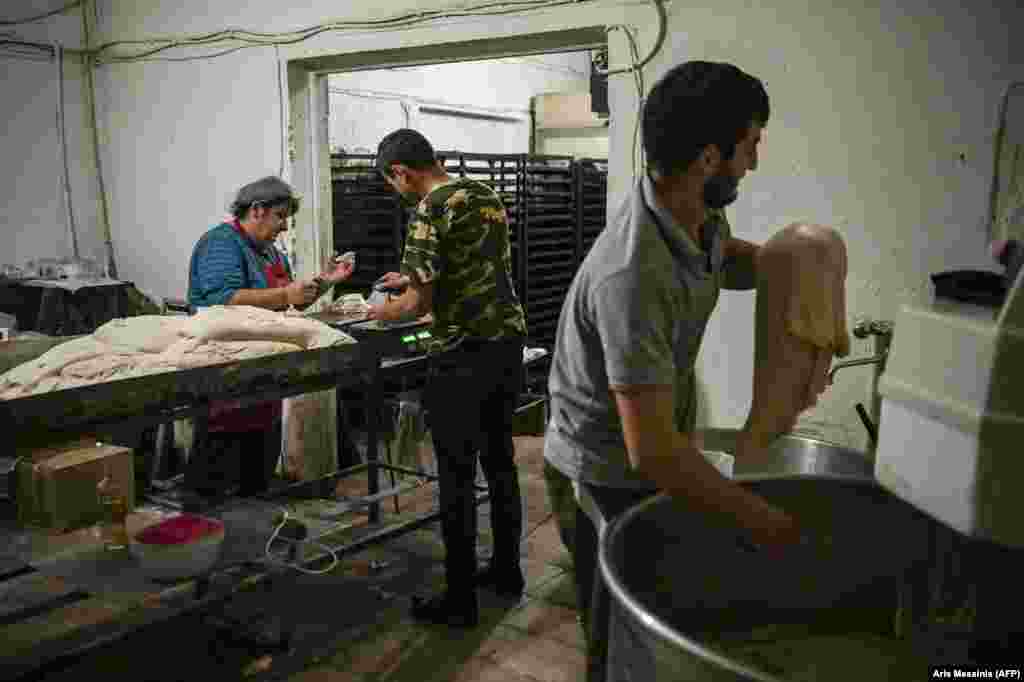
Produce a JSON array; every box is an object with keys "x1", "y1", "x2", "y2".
[
  {"x1": 475, "y1": 564, "x2": 525, "y2": 599},
  {"x1": 410, "y1": 591, "x2": 479, "y2": 628}
]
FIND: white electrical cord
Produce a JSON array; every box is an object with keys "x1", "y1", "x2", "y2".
[
  {"x1": 263, "y1": 503, "x2": 341, "y2": 576},
  {"x1": 595, "y1": 0, "x2": 667, "y2": 77}
]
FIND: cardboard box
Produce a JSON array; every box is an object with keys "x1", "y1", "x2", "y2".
[{"x1": 16, "y1": 438, "x2": 135, "y2": 533}]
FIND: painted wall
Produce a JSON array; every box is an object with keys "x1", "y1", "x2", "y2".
[
  {"x1": 8, "y1": 0, "x2": 1021, "y2": 450},
  {"x1": 329, "y1": 53, "x2": 592, "y2": 155},
  {"x1": 624, "y1": 0, "x2": 1024, "y2": 448},
  {"x1": 0, "y1": 3, "x2": 104, "y2": 271},
  {"x1": 88, "y1": 0, "x2": 635, "y2": 302}
]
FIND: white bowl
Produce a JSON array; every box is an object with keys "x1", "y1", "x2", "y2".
[{"x1": 130, "y1": 515, "x2": 226, "y2": 582}]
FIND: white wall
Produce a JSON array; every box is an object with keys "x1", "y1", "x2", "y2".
[
  {"x1": 10, "y1": 0, "x2": 1022, "y2": 451},
  {"x1": 0, "y1": 3, "x2": 104, "y2": 270},
  {"x1": 328, "y1": 53, "x2": 592, "y2": 155},
  {"x1": 88, "y1": 0, "x2": 634, "y2": 303},
  {"x1": 624, "y1": 0, "x2": 1024, "y2": 448}
]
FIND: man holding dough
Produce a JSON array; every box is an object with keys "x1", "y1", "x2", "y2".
[
  {"x1": 186, "y1": 176, "x2": 354, "y2": 500},
  {"x1": 543, "y1": 62, "x2": 806, "y2": 680}
]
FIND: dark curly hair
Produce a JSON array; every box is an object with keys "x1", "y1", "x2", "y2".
[{"x1": 643, "y1": 61, "x2": 769, "y2": 178}]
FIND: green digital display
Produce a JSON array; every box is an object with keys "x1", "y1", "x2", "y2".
[
  {"x1": 417, "y1": 331, "x2": 431, "y2": 339},
  {"x1": 401, "y1": 335, "x2": 417, "y2": 343}
]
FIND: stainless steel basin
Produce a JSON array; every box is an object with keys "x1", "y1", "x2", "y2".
[
  {"x1": 698, "y1": 428, "x2": 872, "y2": 480},
  {"x1": 600, "y1": 476, "x2": 976, "y2": 681}
]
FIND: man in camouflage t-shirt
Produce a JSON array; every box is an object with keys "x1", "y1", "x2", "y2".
[{"x1": 368, "y1": 129, "x2": 527, "y2": 628}]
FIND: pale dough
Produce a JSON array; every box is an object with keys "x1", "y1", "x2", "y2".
[
  {"x1": 93, "y1": 315, "x2": 189, "y2": 354},
  {"x1": 160, "y1": 338, "x2": 303, "y2": 369},
  {"x1": 0, "y1": 306, "x2": 355, "y2": 401},
  {"x1": 738, "y1": 223, "x2": 851, "y2": 457},
  {"x1": 181, "y1": 305, "x2": 351, "y2": 349},
  {"x1": 0, "y1": 336, "x2": 110, "y2": 399}
]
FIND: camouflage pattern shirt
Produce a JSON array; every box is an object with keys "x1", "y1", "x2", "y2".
[{"x1": 401, "y1": 177, "x2": 527, "y2": 353}]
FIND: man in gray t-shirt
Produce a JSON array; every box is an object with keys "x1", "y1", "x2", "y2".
[{"x1": 544, "y1": 61, "x2": 804, "y2": 681}]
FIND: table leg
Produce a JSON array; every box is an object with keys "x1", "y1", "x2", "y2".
[{"x1": 365, "y1": 365, "x2": 381, "y2": 524}]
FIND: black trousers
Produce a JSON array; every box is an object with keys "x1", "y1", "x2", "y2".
[
  {"x1": 424, "y1": 337, "x2": 525, "y2": 595},
  {"x1": 573, "y1": 483, "x2": 657, "y2": 682},
  {"x1": 185, "y1": 420, "x2": 282, "y2": 497}
]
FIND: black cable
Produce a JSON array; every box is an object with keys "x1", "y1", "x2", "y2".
[
  {"x1": 275, "y1": 45, "x2": 285, "y2": 177},
  {"x1": 56, "y1": 43, "x2": 80, "y2": 258},
  {"x1": 0, "y1": 39, "x2": 55, "y2": 54},
  {"x1": 94, "y1": 0, "x2": 586, "y2": 63},
  {"x1": 0, "y1": 1, "x2": 82, "y2": 26},
  {"x1": 93, "y1": 0, "x2": 581, "y2": 55}
]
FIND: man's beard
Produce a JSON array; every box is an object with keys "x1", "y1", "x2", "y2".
[{"x1": 703, "y1": 170, "x2": 740, "y2": 209}]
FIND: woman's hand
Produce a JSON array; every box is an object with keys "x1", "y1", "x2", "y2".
[
  {"x1": 320, "y1": 259, "x2": 355, "y2": 284},
  {"x1": 285, "y1": 280, "x2": 320, "y2": 307}
]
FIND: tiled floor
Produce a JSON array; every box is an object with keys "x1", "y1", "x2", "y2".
[
  {"x1": 35, "y1": 436, "x2": 587, "y2": 681},
  {"x1": 286, "y1": 435, "x2": 587, "y2": 682}
]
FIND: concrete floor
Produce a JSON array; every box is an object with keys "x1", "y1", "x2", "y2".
[{"x1": 33, "y1": 436, "x2": 588, "y2": 682}]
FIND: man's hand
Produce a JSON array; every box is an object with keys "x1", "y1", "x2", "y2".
[
  {"x1": 285, "y1": 280, "x2": 319, "y2": 307},
  {"x1": 745, "y1": 505, "x2": 804, "y2": 559},
  {"x1": 613, "y1": 385, "x2": 806, "y2": 559},
  {"x1": 375, "y1": 272, "x2": 409, "y2": 291}
]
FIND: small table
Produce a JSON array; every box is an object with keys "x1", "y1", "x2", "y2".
[{"x1": 0, "y1": 279, "x2": 135, "y2": 336}]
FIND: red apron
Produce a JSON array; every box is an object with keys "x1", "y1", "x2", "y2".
[{"x1": 207, "y1": 221, "x2": 292, "y2": 433}]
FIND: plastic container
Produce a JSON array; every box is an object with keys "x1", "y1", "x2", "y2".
[{"x1": 130, "y1": 514, "x2": 225, "y2": 582}]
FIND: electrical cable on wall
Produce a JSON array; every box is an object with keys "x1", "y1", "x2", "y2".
[
  {"x1": 0, "y1": 1, "x2": 83, "y2": 26},
  {"x1": 81, "y1": 0, "x2": 117, "y2": 279},
  {"x1": 1, "y1": 39, "x2": 57, "y2": 62},
  {"x1": 88, "y1": 0, "x2": 594, "y2": 63},
  {"x1": 54, "y1": 41, "x2": 80, "y2": 258},
  {"x1": 275, "y1": 44, "x2": 286, "y2": 178},
  {"x1": 606, "y1": 24, "x2": 645, "y2": 183},
  {"x1": 594, "y1": 0, "x2": 666, "y2": 77}
]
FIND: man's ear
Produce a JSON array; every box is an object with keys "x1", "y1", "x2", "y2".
[{"x1": 701, "y1": 144, "x2": 723, "y2": 173}]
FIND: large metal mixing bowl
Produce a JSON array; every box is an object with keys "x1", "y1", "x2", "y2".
[
  {"x1": 699, "y1": 428, "x2": 872, "y2": 479},
  {"x1": 599, "y1": 476, "x2": 974, "y2": 681}
]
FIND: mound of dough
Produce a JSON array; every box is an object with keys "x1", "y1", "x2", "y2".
[
  {"x1": 738, "y1": 223, "x2": 851, "y2": 457},
  {"x1": 159, "y1": 338, "x2": 303, "y2": 369},
  {"x1": 93, "y1": 315, "x2": 189, "y2": 353},
  {"x1": 182, "y1": 305, "x2": 351, "y2": 349},
  {"x1": 0, "y1": 337, "x2": 110, "y2": 399},
  {"x1": 0, "y1": 306, "x2": 355, "y2": 401}
]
